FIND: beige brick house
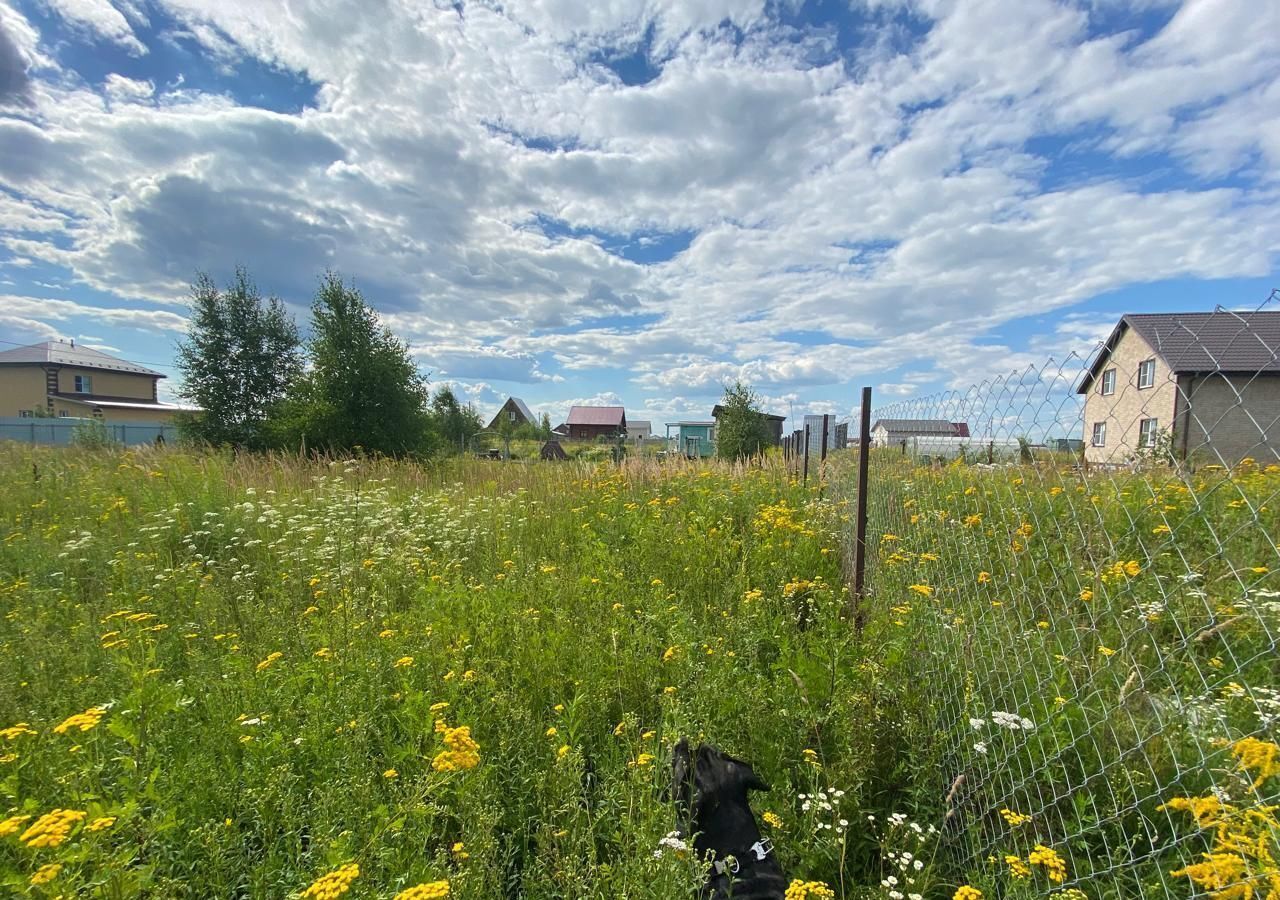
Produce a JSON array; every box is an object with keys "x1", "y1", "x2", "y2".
[
  {"x1": 1077, "y1": 312, "x2": 1280, "y2": 465},
  {"x1": 0, "y1": 340, "x2": 188, "y2": 423}
]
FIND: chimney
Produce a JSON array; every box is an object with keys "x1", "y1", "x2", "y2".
[{"x1": 69, "y1": 339, "x2": 75, "y2": 348}]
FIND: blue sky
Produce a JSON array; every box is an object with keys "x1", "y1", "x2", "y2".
[{"x1": 0, "y1": 0, "x2": 1276, "y2": 431}]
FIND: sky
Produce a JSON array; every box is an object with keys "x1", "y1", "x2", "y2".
[{"x1": 0, "y1": 0, "x2": 1276, "y2": 433}]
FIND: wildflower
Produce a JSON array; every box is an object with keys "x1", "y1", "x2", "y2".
[
  {"x1": 977, "y1": 571, "x2": 990, "y2": 584},
  {"x1": 545, "y1": 727, "x2": 558, "y2": 737},
  {"x1": 999, "y1": 808, "x2": 1031, "y2": 827},
  {"x1": 393, "y1": 656, "x2": 414, "y2": 668},
  {"x1": 87, "y1": 816, "x2": 116, "y2": 832},
  {"x1": 1098, "y1": 646, "x2": 1116, "y2": 657},
  {"x1": 30, "y1": 863, "x2": 62, "y2": 886},
  {"x1": 53, "y1": 706, "x2": 107, "y2": 734},
  {"x1": 802, "y1": 748, "x2": 821, "y2": 768},
  {"x1": 20, "y1": 809, "x2": 86, "y2": 848},
  {"x1": 632, "y1": 753, "x2": 655, "y2": 767},
  {"x1": 1170, "y1": 853, "x2": 1248, "y2": 894},
  {"x1": 315, "y1": 647, "x2": 332, "y2": 658},
  {"x1": 452, "y1": 841, "x2": 469, "y2": 859},
  {"x1": 908, "y1": 584, "x2": 932, "y2": 597},
  {"x1": 662, "y1": 646, "x2": 680, "y2": 662},
  {"x1": 1231, "y1": 736, "x2": 1280, "y2": 788},
  {"x1": 662, "y1": 686, "x2": 677, "y2": 696},
  {"x1": 301, "y1": 862, "x2": 360, "y2": 898},
  {"x1": 384, "y1": 769, "x2": 398, "y2": 779},
  {"x1": 0, "y1": 814, "x2": 31, "y2": 837},
  {"x1": 557, "y1": 744, "x2": 570, "y2": 758},
  {"x1": 642, "y1": 730, "x2": 656, "y2": 740},
  {"x1": 256, "y1": 651, "x2": 283, "y2": 672},
  {"x1": 1079, "y1": 589, "x2": 1093, "y2": 602},
  {"x1": 1005, "y1": 854, "x2": 1031, "y2": 879},
  {"x1": 785, "y1": 880, "x2": 835, "y2": 899},
  {"x1": 763, "y1": 811, "x2": 784, "y2": 829},
  {"x1": 1152, "y1": 524, "x2": 1171, "y2": 535},
  {"x1": 954, "y1": 888, "x2": 982, "y2": 900},
  {"x1": 0, "y1": 723, "x2": 36, "y2": 740},
  {"x1": 1028, "y1": 844, "x2": 1068, "y2": 883},
  {"x1": 429, "y1": 702, "x2": 449, "y2": 712},
  {"x1": 379, "y1": 629, "x2": 395, "y2": 638},
  {"x1": 432, "y1": 726, "x2": 481, "y2": 771}
]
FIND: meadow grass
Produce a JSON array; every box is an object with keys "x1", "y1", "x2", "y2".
[{"x1": 1, "y1": 445, "x2": 1277, "y2": 899}]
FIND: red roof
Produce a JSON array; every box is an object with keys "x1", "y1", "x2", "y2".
[
  {"x1": 566, "y1": 406, "x2": 626, "y2": 426},
  {"x1": 952, "y1": 422, "x2": 970, "y2": 438}
]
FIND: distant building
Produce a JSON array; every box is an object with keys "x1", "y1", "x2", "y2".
[
  {"x1": 0, "y1": 339, "x2": 190, "y2": 423},
  {"x1": 711, "y1": 405, "x2": 786, "y2": 446},
  {"x1": 540, "y1": 440, "x2": 568, "y2": 461},
  {"x1": 565, "y1": 406, "x2": 626, "y2": 441},
  {"x1": 870, "y1": 419, "x2": 969, "y2": 448},
  {"x1": 487, "y1": 396, "x2": 536, "y2": 431},
  {"x1": 627, "y1": 419, "x2": 654, "y2": 444},
  {"x1": 1078, "y1": 311, "x2": 1280, "y2": 465},
  {"x1": 666, "y1": 421, "x2": 716, "y2": 458}
]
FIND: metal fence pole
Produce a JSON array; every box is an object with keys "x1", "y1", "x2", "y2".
[
  {"x1": 801, "y1": 425, "x2": 809, "y2": 485},
  {"x1": 851, "y1": 386, "x2": 871, "y2": 631}
]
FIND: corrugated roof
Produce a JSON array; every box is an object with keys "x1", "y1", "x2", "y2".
[
  {"x1": 871, "y1": 419, "x2": 957, "y2": 434},
  {"x1": 511, "y1": 397, "x2": 535, "y2": 423},
  {"x1": 0, "y1": 340, "x2": 165, "y2": 377},
  {"x1": 58, "y1": 396, "x2": 193, "y2": 411},
  {"x1": 628, "y1": 419, "x2": 653, "y2": 436},
  {"x1": 565, "y1": 405, "x2": 625, "y2": 426},
  {"x1": 1078, "y1": 311, "x2": 1280, "y2": 393}
]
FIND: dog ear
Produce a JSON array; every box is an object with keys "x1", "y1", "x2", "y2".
[
  {"x1": 727, "y1": 753, "x2": 771, "y2": 792},
  {"x1": 664, "y1": 737, "x2": 692, "y2": 803}
]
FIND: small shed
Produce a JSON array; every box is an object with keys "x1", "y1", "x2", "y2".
[
  {"x1": 666, "y1": 421, "x2": 717, "y2": 458},
  {"x1": 540, "y1": 440, "x2": 569, "y2": 461}
]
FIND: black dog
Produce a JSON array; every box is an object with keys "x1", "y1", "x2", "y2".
[{"x1": 667, "y1": 738, "x2": 787, "y2": 899}]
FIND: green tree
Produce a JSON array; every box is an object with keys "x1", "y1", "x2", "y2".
[
  {"x1": 429, "y1": 385, "x2": 482, "y2": 453},
  {"x1": 715, "y1": 380, "x2": 772, "y2": 461},
  {"x1": 539, "y1": 412, "x2": 553, "y2": 439},
  {"x1": 175, "y1": 269, "x2": 302, "y2": 449},
  {"x1": 286, "y1": 272, "x2": 430, "y2": 455}
]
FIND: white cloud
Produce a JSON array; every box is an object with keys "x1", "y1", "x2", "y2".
[{"x1": 40, "y1": 0, "x2": 148, "y2": 55}]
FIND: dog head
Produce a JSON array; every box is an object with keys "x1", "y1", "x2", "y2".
[{"x1": 666, "y1": 738, "x2": 771, "y2": 826}]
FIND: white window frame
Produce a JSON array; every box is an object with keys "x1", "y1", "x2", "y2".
[
  {"x1": 508, "y1": 410, "x2": 517, "y2": 422},
  {"x1": 1100, "y1": 368, "x2": 1116, "y2": 396},
  {"x1": 18, "y1": 409, "x2": 33, "y2": 418},
  {"x1": 58, "y1": 410, "x2": 70, "y2": 418},
  {"x1": 74, "y1": 374, "x2": 93, "y2": 394},
  {"x1": 1091, "y1": 422, "x2": 1107, "y2": 447},
  {"x1": 1137, "y1": 359, "x2": 1156, "y2": 390},
  {"x1": 1138, "y1": 418, "x2": 1159, "y2": 448}
]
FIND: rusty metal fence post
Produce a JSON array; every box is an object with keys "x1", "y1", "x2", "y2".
[{"x1": 851, "y1": 386, "x2": 871, "y2": 631}]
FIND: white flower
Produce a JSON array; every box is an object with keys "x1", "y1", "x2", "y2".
[
  {"x1": 910, "y1": 894, "x2": 924, "y2": 899},
  {"x1": 913, "y1": 859, "x2": 924, "y2": 871},
  {"x1": 890, "y1": 892, "x2": 904, "y2": 900},
  {"x1": 969, "y1": 717, "x2": 986, "y2": 730},
  {"x1": 974, "y1": 741, "x2": 988, "y2": 754}
]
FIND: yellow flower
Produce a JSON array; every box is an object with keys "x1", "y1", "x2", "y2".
[
  {"x1": 383, "y1": 769, "x2": 398, "y2": 779},
  {"x1": 977, "y1": 571, "x2": 990, "y2": 584},
  {"x1": 0, "y1": 723, "x2": 36, "y2": 740},
  {"x1": 1170, "y1": 853, "x2": 1247, "y2": 894},
  {"x1": 1079, "y1": 589, "x2": 1094, "y2": 602},
  {"x1": 785, "y1": 880, "x2": 835, "y2": 899},
  {"x1": 314, "y1": 647, "x2": 332, "y2": 658},
  {"x1": 802, "y1": 748, "x2": 821, "y2": 768},
  {"x1": 53, "y1": 706, "x2": 107, "y2": 734},
  {"x1": 1005, "y1": 854, "x2": 1031, "y2": 879},
  {"x1": 557, "y1": 744, "x2": 570, "y2": 758},
  {"x1": 393, "y1": 656, "x2": 414, "y2": 668},
  {"x1": 30, "y1": 863, "x2": 62, "y2": 886},
  {"x1": 432, "y1": 726, "x2": 481, "y2": 772},
  {"x1": 662, "y1": 645, "x2": 680, "y2": 662},
  {"x1": 451, "y1": 841, "x2": 469, "y2": 859},
  {"x1": 1231, "y1": 736, "x2": 1280, "y2": 788},
  {"x1": 1028, "y1": 844, "x2": 1068, "y2": 883},
  {"x1": 256, "y1": 651, "x2": 283, "y2": 672},
  {"x1": 0, "y1": 814, "x2": 32, "y2": 837},
  {"x1": 1098, "y1": 646, "x2": 1116, "y2": 657},
  {"x1": 20, "y1": 809, "x2": 86, "y2": 848},
  {"x1": 632, "y1": 753, "x2": 654, "y2": 767},
  {"x1": 301, "y1": 862, "x2": 360, "y2": 898},
  {"x1": 379, "y1": 629, "x2": 395, "y2": 638},
  {"x1": 429, "y1": 702, "x2": 449, "y2": 712},
  {"x1": 545, "y1": 727, "x2": 558, "y2": 738},
  {"x1": 999, "y1": 808, "x2": 1031, "y2": 827},
  {"x1": 394, "y1": 881, "x2": 450, "y2": 900},
  {"x1": 762, "y1": 811, "x2": 784, "y2": 829},
  {"x1": 908, "y1": 584, "x2": 932, "y2": 597},
  {"x1": 953, "y1": 887, "x2": 983, "y2": 900},
  {"x1": 87, "y1": 816, "x2": 117, "y2": 832}
]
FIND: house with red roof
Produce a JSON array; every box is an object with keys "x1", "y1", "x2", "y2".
[{"x1": 564, "y1": 405, "x2": 626, "y2": 441}]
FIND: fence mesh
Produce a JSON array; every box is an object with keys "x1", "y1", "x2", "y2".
[{"x1": 850, "y1": 293, "x2": 1280, "y2": 898}]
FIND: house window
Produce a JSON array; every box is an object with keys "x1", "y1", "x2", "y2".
[
  {"x1": 1091, "y1": 422, "x2": 1107, "y2": 447},
  {"x1": 1100, "y1": 368, "x2": 1116, "y2": 396},
  {"x1": 1139, "y1": 418, "x2": 1159, "y2": 448},
  {"x1": 58, "y1": 410, "x2": 70, "y2": 418},
  {"x1": 74, "y1": 374, "x2": 93, "y2": 393},
  {"x1": 508, "y1": 410, "x2": 517, "y2": 422},
  {"x1": 1137, "y1": 359, "x2": 1156, "y2": 389},
  {"x1": 19, "y1": 409, "x2": 33, "y2": 418}
]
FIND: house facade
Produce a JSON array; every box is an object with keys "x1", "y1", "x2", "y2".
[
  {"x1": 666, "y1": 421, "x2": 716, "y2": 458},
  {"x1": 564, "y1": 406, "x2": 626, "y2": 441},
  {"x1": 1079, "y1": 311, "x2": 1280, "y2": 465},
  {"x1": 0, "y1": 340, "x2": 187, "y2": 423},
  {"x1": 487, "y1": 396, "x2": 535, "y2": 432}
]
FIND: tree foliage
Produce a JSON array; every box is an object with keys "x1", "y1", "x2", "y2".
[
  {"x1": 715, "y1": 380, "x2": 772, "y2": 461},
  {"x1": 428, "y1": 386, "x2": 483, "y2": 453},
  {"x1": 284, "y1": 272, "x2": 430, "y2": 455},
  {"x1": 175, "y1": 269, "x2": 302, "y2": 449}
]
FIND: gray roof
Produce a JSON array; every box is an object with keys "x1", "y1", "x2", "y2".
[
  {"x1": 871, "y1": 418, "x2": 956, "y2": 434},
  {"x1": 0, "y1": 340, "x2": 165, "y2": 377},
  {"x1": 1079, "y1": 311, "x2": 1280, "y2": 392},
  {"x1": 628, "y1": 419, "x2": 653, "y2": 436},
  {"x1": 510, "y1": 397, "x2": 535, "y2": 422}
]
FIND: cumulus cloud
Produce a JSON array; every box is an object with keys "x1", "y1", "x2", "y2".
[
  {"x1": 0, "y1": 19, "x2": 31, "y2": 105},
  {"x1": 0, "y1": 0, "x2": 1276, "y2": 406}
]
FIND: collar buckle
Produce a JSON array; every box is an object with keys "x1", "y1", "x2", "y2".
[
  {"x1": 749, "y1": 838, "x2": 774, "y2": 861},
  {"x1": 713, "y1": 854, "x2": 741, "y2": 876}
]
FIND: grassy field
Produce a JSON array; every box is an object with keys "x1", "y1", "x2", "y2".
[{"x1": 1, "y1": 445, "x2": 1277, "y2": 899}]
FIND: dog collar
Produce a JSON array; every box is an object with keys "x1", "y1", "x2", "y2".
[{"x1": 711, "y1": 838, "x2": 774, "y2": 876}]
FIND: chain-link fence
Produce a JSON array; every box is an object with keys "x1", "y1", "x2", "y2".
[{"x1": 852, "y1": 295, "x2": 1280, "y2": 898}]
